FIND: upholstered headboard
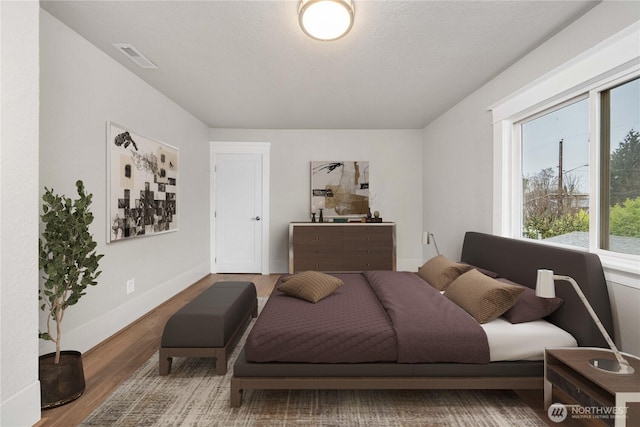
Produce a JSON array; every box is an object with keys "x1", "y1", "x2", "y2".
[{"x1": 460, "y1": 231, "x2": 613, "y2": 348}]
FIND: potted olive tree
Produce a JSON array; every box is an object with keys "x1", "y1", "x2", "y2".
[{"x1": 38, "y1": 180, "x2": 103, "y2": 409}]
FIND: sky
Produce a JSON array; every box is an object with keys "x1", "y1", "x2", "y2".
[
  {"x1": 610, "y1": 77, "x2": 640, "y2": 147},
  {"x1": 521, "y1": 77, "x2": 639, "y2": 194}
]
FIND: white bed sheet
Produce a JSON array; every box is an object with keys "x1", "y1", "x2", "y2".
[{"x1": 481, "y1": 317, "x2": 577, "y2": 361}]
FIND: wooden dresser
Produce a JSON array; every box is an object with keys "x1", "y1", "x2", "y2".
[{"x1": 288, "y1": 222, "x2": 396, "y2": 273}]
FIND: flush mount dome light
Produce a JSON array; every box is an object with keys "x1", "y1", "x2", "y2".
[{"x1": 299, "y1": 0, "x2": 355, "y2": 41}]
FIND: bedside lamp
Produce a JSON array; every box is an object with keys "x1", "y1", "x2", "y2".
[
  {"x1": 536, "y1": 269, "x2": 634, "y2": 375},
  {"x1": 424, "y1": 232, "x2": 440, "y2": 256}
]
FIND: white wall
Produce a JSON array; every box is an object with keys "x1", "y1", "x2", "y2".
[
  {"x1": 422, "y1": 2, "x2": 640, "y2": 354},
  {"x1": 210, "y1": 129, "x2": 424, "y2": 273},
  {"x1": 0, "y1": 2, "x2": 42, "y2": 425},
  {"x1": 38, "y1": 10, "x2": 211, "y2": 356}
]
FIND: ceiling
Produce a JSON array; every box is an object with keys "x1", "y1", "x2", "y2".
[{"x1": 40, "y1": 0, "x2": 599, "y2": 130}]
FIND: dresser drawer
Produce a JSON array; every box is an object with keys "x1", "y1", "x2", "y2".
[
  {"x1": 346, "y1": 246, "x2": 392, "y2": 259},
  {"x1": 293, "y1": 258, "x2": 345, "y2": 272},
  {"x1": 293, "y1": 227, "x2": 342, "y2": 248},
  {"x1": 343, "y1": 226, "x2": 393, "y2": 245},
  {"x1": 342, "y1": 254, "x2": 394, "y2": 271}
]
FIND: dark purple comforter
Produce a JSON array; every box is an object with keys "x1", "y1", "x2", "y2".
[
  {"x1": 363, "y1": 271, "x2": 489, "y2": 363},
  {"x1": 245, "y1": 273, "x2": 397, "y2": 363},
  {"x1": 244, "y1": 272, "x2": 489, "y2": 364}
]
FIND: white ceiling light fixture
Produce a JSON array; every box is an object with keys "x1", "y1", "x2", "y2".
[{"x1": 299, "y1": 0, "x2": 355, "y2": 41}]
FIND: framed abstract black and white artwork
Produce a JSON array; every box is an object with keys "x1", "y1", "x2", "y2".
[
  {"x1": 311, "y1": 161, "x2": 369, "y2": 217},
  {"x1": 107, "y1": 122, "x2": 179, "y2": 242}
]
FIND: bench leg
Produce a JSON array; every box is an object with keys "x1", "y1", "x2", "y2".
[
  {"x1": 252, "y1": 300, "x2": 258, "y2": 318},
  {"x1": 159, "y1": 348, "x2": 172, "y2": 375},
  {"x1": 214, "y1": 348, "x2": 227, "y2": 375},
  {"x1": 230, "y1": 380, "x2": 242, "y2": 407}
]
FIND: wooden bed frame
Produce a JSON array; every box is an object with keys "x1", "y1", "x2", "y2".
[
  {"x1": 230, "y1": 376, "x2": 541, "y2": 407},
  {"x1": 230, "y1": 231, "x2": 613, "y2": 407}
]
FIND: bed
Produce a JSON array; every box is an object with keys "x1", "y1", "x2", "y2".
[{"x1": 230, "y1": 231, "x2": 613, "y2": 407}]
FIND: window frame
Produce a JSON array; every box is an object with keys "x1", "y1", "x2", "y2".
[
  {"x1": 490, "y1": 22, "x2": 640, "y2": 288},
  {"x1": 515, "y1": 94, "x2": 591, "y2": 241}
]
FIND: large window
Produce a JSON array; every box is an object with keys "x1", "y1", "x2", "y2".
[
  {"x1": 520, "y1": 98, "x2": 590, "y2": 247},
  {"x1": 515, "y1": 79, "x2": 640, "y2": 256},
  {"x1": 491, "y1": 23, "x2": 639, "y2": 283},
  {"x1": 601, "y1": 78, "x2": 640, "y2": 255}
]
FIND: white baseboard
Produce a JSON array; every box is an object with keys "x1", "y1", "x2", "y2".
[
  {"x1": 39, "y1": 262, "x2": 211, "y2": 356},
  {"x1": 0, "y1": 380, "x2": 41, "y2": 427}
]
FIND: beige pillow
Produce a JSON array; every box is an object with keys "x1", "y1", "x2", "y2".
[
  {"x1": 278, "y1": 271, "x2": 343, "y2": 303},
  {"x1": 444, "y1": 269, "x2": 525, "y2": 323},
  {"x1": 417, "y1": 255, "x2": 473, "y2": 291}
]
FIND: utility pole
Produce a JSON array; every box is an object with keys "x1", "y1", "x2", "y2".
[{"x1": 558, "y1": 138, "x2": 564, "y2": 214}]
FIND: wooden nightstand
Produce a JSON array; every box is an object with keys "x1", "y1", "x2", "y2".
[{"x1": 544, "y1": 348, "x2": 640, "y2": 426}]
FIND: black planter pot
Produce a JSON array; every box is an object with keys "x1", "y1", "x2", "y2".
[{"x1": 39, "y1": 350, "x2": 85, "y2": 409}]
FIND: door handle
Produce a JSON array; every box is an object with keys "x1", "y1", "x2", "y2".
[{"x1": 253, "y1": 216, "x2": 261, "y2": 221}]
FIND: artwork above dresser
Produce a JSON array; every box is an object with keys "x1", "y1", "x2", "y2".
[{"x1": 288, "y1": 222, "x2": 396, "y2": 274}]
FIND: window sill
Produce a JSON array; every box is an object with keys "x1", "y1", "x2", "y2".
[{"x1": 598, "y1": 252, "x2": 640, "y2": 290}]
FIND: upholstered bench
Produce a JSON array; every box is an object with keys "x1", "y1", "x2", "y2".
[{"x1": 159, "y1": 281, "x2": 257, "y2": 375}]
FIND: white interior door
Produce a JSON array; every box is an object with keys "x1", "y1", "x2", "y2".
[{"x1": 214, "y1": 152, "x2": 263, "y2": 273}]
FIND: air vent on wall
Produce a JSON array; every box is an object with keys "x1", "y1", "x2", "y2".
[{"x1": 113, "y1": 43, "x2": 158, "y2": 69}]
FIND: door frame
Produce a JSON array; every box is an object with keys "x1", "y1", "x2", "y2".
[{"x1": 210, "y1": 142, "x2": 270, "y2": 274}]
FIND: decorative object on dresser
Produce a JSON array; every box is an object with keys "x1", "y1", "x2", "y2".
[
  {"x1": 365, "y1": 208, "x2": 383, "y2": 222},
  {"x1": 544, "y1": 348, "x2": 640, "y2": 427},
  {"x1": 536, "y1": 269, "x2": 634, "y2": 375},
  {"x1": 289, "y1": 222, "x2": 396, "y2": 273}
]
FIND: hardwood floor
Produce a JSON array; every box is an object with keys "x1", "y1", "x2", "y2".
[
  {"x1": 35, "y1": 272, "x2": 557, "y2": 427},
  {"x1": 36, "y1": 273, "x2": 279, "y2": 427}
]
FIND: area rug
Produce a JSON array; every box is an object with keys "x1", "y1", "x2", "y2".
[{"x1": 81, "y1": 299, "x2": 547, "y2": 427}]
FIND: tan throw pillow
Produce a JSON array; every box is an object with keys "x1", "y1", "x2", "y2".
[
  {"x1": 417, "y1": 255, "x2": 472, "y2": 291},
  {"x1": 444, "y1": 269, "x2": 525, "y2": 324},
  {"x1": 278, "y1": 271, "x2": 343, "y2": 303}
]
